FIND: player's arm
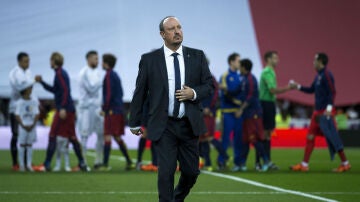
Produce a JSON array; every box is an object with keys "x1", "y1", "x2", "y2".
[
  {"x1": 35, "y1": 74, "x2": 55, "y2": 93},
  {"x1": 235, "y1": 77, "x2": 253, "y2": 117},
  {"x1": 82, "y1": 71, "x2": 101, "y2": 94},
  {"x1": 298, "y1": 79, "x2": 315, "y2": 94},
  {"x1": 324, "y1": 71, "x2": 336, "y2": 116},
  {"x1": 102, "y1": 72, "x2": 112, "y2": 111}
]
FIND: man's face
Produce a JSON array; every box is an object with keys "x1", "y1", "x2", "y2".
[
  {"x1": 240, "y1": 66, "x2": 246, "y2": 74},
  {"x1": 269, "y1": 53, "x2": 279, "y2": 67},
  {"x1": 88, "y1": 54, "x2": 99, "y2": 68},
  {"x1": 231, "y1": 56, "x2": 241, "y2": 70},
  {"x1": 50, "y1": 59, "x2": 56, "y2": 69},
  {"x1": 313, "y1": 54, "x2": 321, "y2": 70},
  {"x1": 18, "y1": 56, "x2": 30, "y2": 69},
  {"x1": 160, "y1": 17, "x2": 183, "y2": 47},
  {"x1": 102, "y1": 62, "x2": 109, "y2": 70}
]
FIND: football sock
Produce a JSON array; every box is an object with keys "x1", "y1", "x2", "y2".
[
  {"x1": 18, "y1": 146, "x2": 25, "y2": 168},
  {"x1": 303, "y1": 138, "x2": 315, "y2": 163},
  {"x1": 137, "y1": 137, "x2": 146, "y2": 163},
  {"x1": 338, "y1": 149, "x2": 348, "y2": 163},
  {"x1": 69, "y1": 138, "x2": 84, "y2": 164},
  {"x1": 254, "y1": 141, "x2": 269, "y2": 164},
  {"x1": 44, "y1": 136, "x2": 56, "y2": 167},
  {"x1": 117, "y1": 139, "x2": 132, "y2": 164},
  {"x1": 26, "y1": 146, "x2": 33, "y2": 168},
  {"x1": 211, "y1": 139, "x2": 228, "y2": 160},
  {"x1": 103, "y1": 143, "x2": 111, "y2": 166}
]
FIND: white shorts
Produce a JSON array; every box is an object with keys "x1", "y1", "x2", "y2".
[
  {"x1": 18, "y1": 126, "x2": 37, "y2": 145},
  {"x1": 77, "y1": 106, "x2": 104, "y2": 137}
]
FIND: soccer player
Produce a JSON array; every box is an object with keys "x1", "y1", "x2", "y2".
[
  {"x1": 257, "y1": 51, "x2": 291, "y2": 170},
  {"x1": 78, "y1": 50, "x2": 104, "y2": 169},
  {"x1": 15, "y1": 82, "x2": 39, "y2": 172},
  {"x1": 100, "y1": 53, "x2": 133, "y2": 171},
  {"x1": 34, "y1": 52, "x2": 88, "y2": 171},
  {"x1": 9, "y1": 52, "x2": 34, "y2": 170},
  {"x1": 199, "y1": 75, "x2": 228, "y2": 171},
  {"x1": 236, "y1": 59, "x2": 270, "y2": 172},
  {"x1": 289, "y1": 53, "x2": 351, "y2": 172},
  {"x1": 218, "y1": 53, "x2": 243, "y2": 171}
]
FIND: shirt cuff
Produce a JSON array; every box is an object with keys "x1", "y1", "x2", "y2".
[
  {"x1": 191, "y1": 89, "x2": 197, "y2": 101},
  {"x1": 297, "y1": 84, "x2": 301, "y2": 90},
  {"x1": 130, "y1": 126, "x2": 141, "y2": 131},
  {"x1": 326, "y1": 104, "x2": 333, "y2": 112}
]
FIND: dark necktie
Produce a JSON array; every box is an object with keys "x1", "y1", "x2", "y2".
[{"x1": 171, "y1": 52, "x2": 181, "y2": 118}]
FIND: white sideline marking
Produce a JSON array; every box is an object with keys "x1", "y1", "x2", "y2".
[
  {"x1": 202, "y1": 171, "x2": 338, "y2": 202},
  {"x1": 84, "y1": 151, "x2": 339, "y2": 202},
  {"x1": 0, "y1": 191, "x2": 359, "y2": 195}
]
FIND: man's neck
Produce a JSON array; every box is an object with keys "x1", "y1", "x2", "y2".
[
  {"x1": 266, "y1": 64, "x2": 275, "y2": 69},
  {"x1": 229, "y1": 66, "x2": 237, "y2": 72},
  {"x1": 165, "y1": 42, "x2": 181, "y2": 52},
  {"x1": 23, "y1": 96, "x2": 30, "y2": 100}
]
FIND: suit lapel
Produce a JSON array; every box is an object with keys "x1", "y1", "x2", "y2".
[
  {"x1": 183, "y1": 46, "x2": 191, "y2": 85},
  {"x1": 158, "y1": 47, "x2": 169, "y2": 92}
]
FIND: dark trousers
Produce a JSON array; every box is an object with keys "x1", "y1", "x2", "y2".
[{"x1": 154, "y1": 117, "x2": 200, "y2": 202}]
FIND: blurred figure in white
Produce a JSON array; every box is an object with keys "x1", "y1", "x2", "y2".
[
  {"x1": 9, "y1": 52, "x2": 34, "y2": 171},
  {"x1": 15, "y1": 82, "x2": 39, "y2": 172},
  {"x1": 53, "y1": 136, "x2": 71, "y2": 172},
  {"x1": 77, "y1": 50, "x2": 104, "y2": 169}
]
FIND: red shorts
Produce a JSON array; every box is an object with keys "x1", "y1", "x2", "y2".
[
  {"x1": 200, "y1": 115, "x2": 215, "y2": 141},
  {"x1": 104, "y1": 114, "x2": 125, "y2": 136},
  {"x1": 309, "y1": 109, "x2": 337, "y2": 136},
  {"x1": 242, "y1": 116, "x2": 265, "y2": 143},
  {"x1": 49, "y1": 111, "x2": 76, "y2": 138}
]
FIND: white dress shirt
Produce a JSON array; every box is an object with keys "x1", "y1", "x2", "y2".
[
  {"x1": 8, "y1": 65, "x2": 34, "y2": 113},
  {"x1": 78, "y1": 65, "x2": 103, "y2": 108},
  {"x1": 164, "y1": 45, "x2": 186, "y2": 118}
]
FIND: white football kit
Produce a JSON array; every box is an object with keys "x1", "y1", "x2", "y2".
[
  {"x1": 15, "y1": 98, "x2": 39, "y2": 145},
  {"x1": 9, "y1": 66, "x2": 33, "y2": 114},
  {"x1": 77, "y1": 65, "x2": 104, "y2": 165}
]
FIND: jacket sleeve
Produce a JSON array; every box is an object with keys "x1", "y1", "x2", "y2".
[
  {"x1": 56, "y1": 71, "x2": 70, "y2": 108},
  {"x1": 192, "y1": 51, "x2": 214, "y2": 101},
  {"x1": 300, "y1": 79, "x2": 315, "y2": 94},
  {"x1": 129, "y1": 55, "x2": 149, "y2": 127},
  {"x1": 244, "y1": 75, "x2": 255, "y2": 103},
  {"x1": 40, "y1": 80, "x2": 55, "y2": 93}
]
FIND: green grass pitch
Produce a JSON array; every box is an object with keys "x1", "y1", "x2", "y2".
[{"x1": 0, "y1": 148, "x2": 359, "y2": 202}]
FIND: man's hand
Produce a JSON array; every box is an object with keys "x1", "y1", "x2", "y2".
[
  {"x1": 99, "y1": 111, "x2": 105, "y2": 117},
  {"x1": 175, "y1": 85, "x2": 194, "y2": 102},
  {"x1": 35, "y1": 75, "x2": 42, "y2": 82},
  {"x1": 130, "y1": 127, "x2": 143, "y2": 136},
  {"x1": 24, "y1": 125, "x2": 32, "y2": 132},
  {"x1": 59, "y1": 109, "x2": 67, "y2": 120},
  {"x1": 235, "y1": 108, "x2": 243, "y2": 118},
  {"x1": 324, "y1": 110, "x2": 332, "y2": 117},
  {"x1": 203, "y1": 108, "x2": 213, "y2": 117},
  {"x1": 288, "y1": 80, "x2": 299, "y2": 90}
]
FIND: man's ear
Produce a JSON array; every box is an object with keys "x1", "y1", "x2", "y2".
[{"x1": 160, "y1": 31, "x2": 165, "y2": 39}]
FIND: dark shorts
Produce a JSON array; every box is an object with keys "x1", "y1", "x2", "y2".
[
  {"x1": 49, "y1": 111, "x2": 76, "y2": 138},
  {"x1": 261, "y1": 101, "x2": 276, "y2": 130},
  {"x1": 243, "y1": 116, "x2": 265, "y2": 143},
  {"x1": 200, "y1": 115, "x2": 215, "y2": 141},
  {"x1": 104, "y1": 114, "x2": 125, "y2": 136}
]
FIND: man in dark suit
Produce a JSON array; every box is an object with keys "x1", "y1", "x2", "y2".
[{"x1": 129, "y1": 16, "x2": 214, "y2": 202}]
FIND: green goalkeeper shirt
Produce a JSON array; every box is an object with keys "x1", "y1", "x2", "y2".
[{"x1": 260, "y1": 66, "x2": 277, "y2": 102}]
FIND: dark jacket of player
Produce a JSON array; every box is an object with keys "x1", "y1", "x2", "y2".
[
  {"x1": 241, "y1": 73, "x2": 262, "y2": 119},
  {"x1": 300, "y1": 67, "x2": 335, "y2": 111},
  {"x1": 40, "y1": 67, "x2": 75, "y2": 112},
  {"x1": 219, "y1": 69, "x2": 242, "y2": 111},
  {"x1": 102, "y1": 69, "x2": 124, "y2": 115},
  {"x1": 202, "y1": 76, "x2": 219, "y2": 115}
]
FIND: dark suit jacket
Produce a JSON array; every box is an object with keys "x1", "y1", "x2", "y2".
[{"x1": 129, "y1": 46, "x2": 214, "y2": 141}]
